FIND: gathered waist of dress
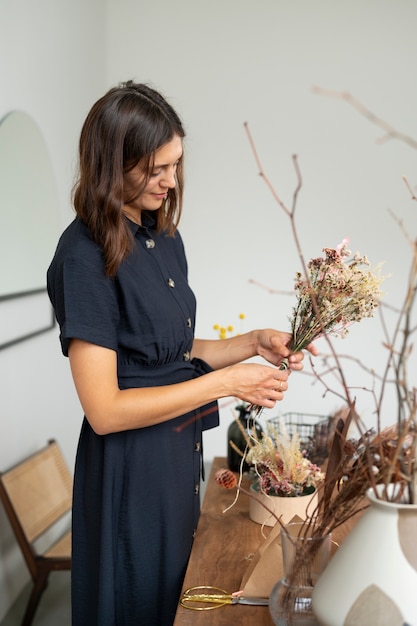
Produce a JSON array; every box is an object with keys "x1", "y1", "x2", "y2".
[
  {"x1": 117, "y1": 357, "x2": 219, "y2": 432},
  {"x1": 117, "y1": 356, "x2": 213, "y2": 386}
]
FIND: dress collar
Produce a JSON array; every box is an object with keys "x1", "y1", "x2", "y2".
[{"x1": 124, "y1": 211, "x2": 156, "y2": 234}]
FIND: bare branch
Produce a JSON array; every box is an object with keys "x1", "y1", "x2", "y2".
[
  {"x1": 244, "y1": 122, "x2": 357, "y2": 411},
  {"x1": 248, "y1": 278, "x2": 293, "y2": 296},
  {"x1": 403, "y1": 175, "x2": 417, "y2": 201},
  {"x1": 243, "y1": 122, "x2": 290, "y2": 215},
  {"x1": 312, "y1": 86, "x2": 417, "y2": 151}
]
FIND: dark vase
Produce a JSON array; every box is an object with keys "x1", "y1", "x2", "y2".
[{"x1": 227, "y1": 404, "x2": 263, "y2": 472}]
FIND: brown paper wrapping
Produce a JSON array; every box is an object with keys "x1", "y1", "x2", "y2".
[{"x1": 239, "y1": 514, "x2": 304, "y2": 598}]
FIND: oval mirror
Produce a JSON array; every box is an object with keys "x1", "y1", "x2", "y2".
[
  {"x1": 0, "y1": 111, "x2": 60, "y2": 348},
  {"x1": 0, "y1": 110, "x2": 60, "y2": 295}
]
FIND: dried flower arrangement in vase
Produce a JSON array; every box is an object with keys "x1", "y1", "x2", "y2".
[{"x1": 241, "y1": 416, "x2": 324, "y2": 526}]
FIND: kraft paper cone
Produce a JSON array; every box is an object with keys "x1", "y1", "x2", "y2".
[{"x1": 239, "y1": 514, "x2": 304, "y2": 598}]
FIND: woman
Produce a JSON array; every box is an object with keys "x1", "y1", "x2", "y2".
[{"x1": 47, "y1": 81, "x2": 317, "y2": 625}]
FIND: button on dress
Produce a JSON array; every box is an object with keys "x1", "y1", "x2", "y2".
[{"x1": 47, "y1": 214, "x2": 219, "y2": 626}]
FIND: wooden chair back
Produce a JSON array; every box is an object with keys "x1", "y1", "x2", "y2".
[{"x1": 0, "y1": 439, "x2": 72, "y2": 625}]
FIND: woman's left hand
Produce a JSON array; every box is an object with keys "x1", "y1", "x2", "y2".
[{"x1": 256, "y1": 329, "x2": 318, "y2": 371}]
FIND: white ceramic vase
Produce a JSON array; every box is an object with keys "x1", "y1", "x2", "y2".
[
  {"x1": 312, "y1": 485, "x2": 417, "y2": 626},
  {"x1": 249, "y1": 483, "x2": 318, "y2": 527}
]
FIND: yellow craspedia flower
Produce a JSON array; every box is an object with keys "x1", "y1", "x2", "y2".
[{"x1": 213, "y1": 314, "x2": 246, "y2": 339}]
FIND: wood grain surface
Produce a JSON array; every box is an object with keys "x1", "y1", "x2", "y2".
[{"x1": 174, "y1": 457, "x2": 278, "y2": 625}]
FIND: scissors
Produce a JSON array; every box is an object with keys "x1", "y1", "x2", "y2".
[{"x1": 180, "y1": 585, "x2": 269, "y2": 610}]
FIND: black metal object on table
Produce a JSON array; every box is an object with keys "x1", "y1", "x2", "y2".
[{"x1": 268, "y1": 412, "x2": 334, "y2": 465}]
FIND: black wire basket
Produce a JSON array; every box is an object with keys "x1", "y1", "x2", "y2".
[{"x1": 268, "y1": 412, "x2": 334, "y2": 466}]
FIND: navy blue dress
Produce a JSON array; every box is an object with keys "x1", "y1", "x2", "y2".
[{"x1": 47, "y1": 214, "x2": 219, "y2": 626}]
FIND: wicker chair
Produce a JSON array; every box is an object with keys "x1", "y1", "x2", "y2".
[{"x1": 0, "y1": 440, "x2": 72, "y2": 625}]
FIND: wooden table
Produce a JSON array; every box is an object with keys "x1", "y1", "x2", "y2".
[{"x1": 173, "y1": 457, "x2": 279, "y2": 626}]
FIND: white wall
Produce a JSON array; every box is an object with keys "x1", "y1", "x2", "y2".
[
  {"x1": 1, "y1": 0, "x2": 417, "y2": 619},
  {"x1": 106, "y1": 0, "x2": 417, "y2": 458},
  {"x1": 0, "y1": 0, "x2": 107, "y2": 617}
]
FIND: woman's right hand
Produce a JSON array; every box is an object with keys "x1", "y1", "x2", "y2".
[{"x1": 220, "y1": 362, "x2": 290, "y2": 409}]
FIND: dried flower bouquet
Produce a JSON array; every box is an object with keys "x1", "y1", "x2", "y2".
[
  {"x1": 288, "y1": 241, "x2": 382, "y2": 354},
  {"x1": 250, "y1": 240, "x2": 383, "y2": 419}
]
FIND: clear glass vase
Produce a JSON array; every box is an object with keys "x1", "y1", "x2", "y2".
[{"x1": 269, "y1": 522, "x2": 331, "y2": 626}]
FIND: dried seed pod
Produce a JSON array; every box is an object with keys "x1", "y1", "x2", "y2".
[{"x1": 214, "y1": 468, "x2": 237, "y2": 489}]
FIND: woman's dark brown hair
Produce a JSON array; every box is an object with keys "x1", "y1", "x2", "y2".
[{"x1": 73, "y1": 81, "x2": 186, "y2": 276}]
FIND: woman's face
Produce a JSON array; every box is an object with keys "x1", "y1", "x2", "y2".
[{"x1": 123, "y1": 134, "x2": 183, "y2": 220}]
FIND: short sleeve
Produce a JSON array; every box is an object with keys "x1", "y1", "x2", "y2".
[{"x1": 49, "y1": 255, "x2": 120, "y2": 357}]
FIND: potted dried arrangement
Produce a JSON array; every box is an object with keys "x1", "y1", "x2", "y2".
[{"x1": 239, "y1": 416, "x2": 325, "y2": 526}]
